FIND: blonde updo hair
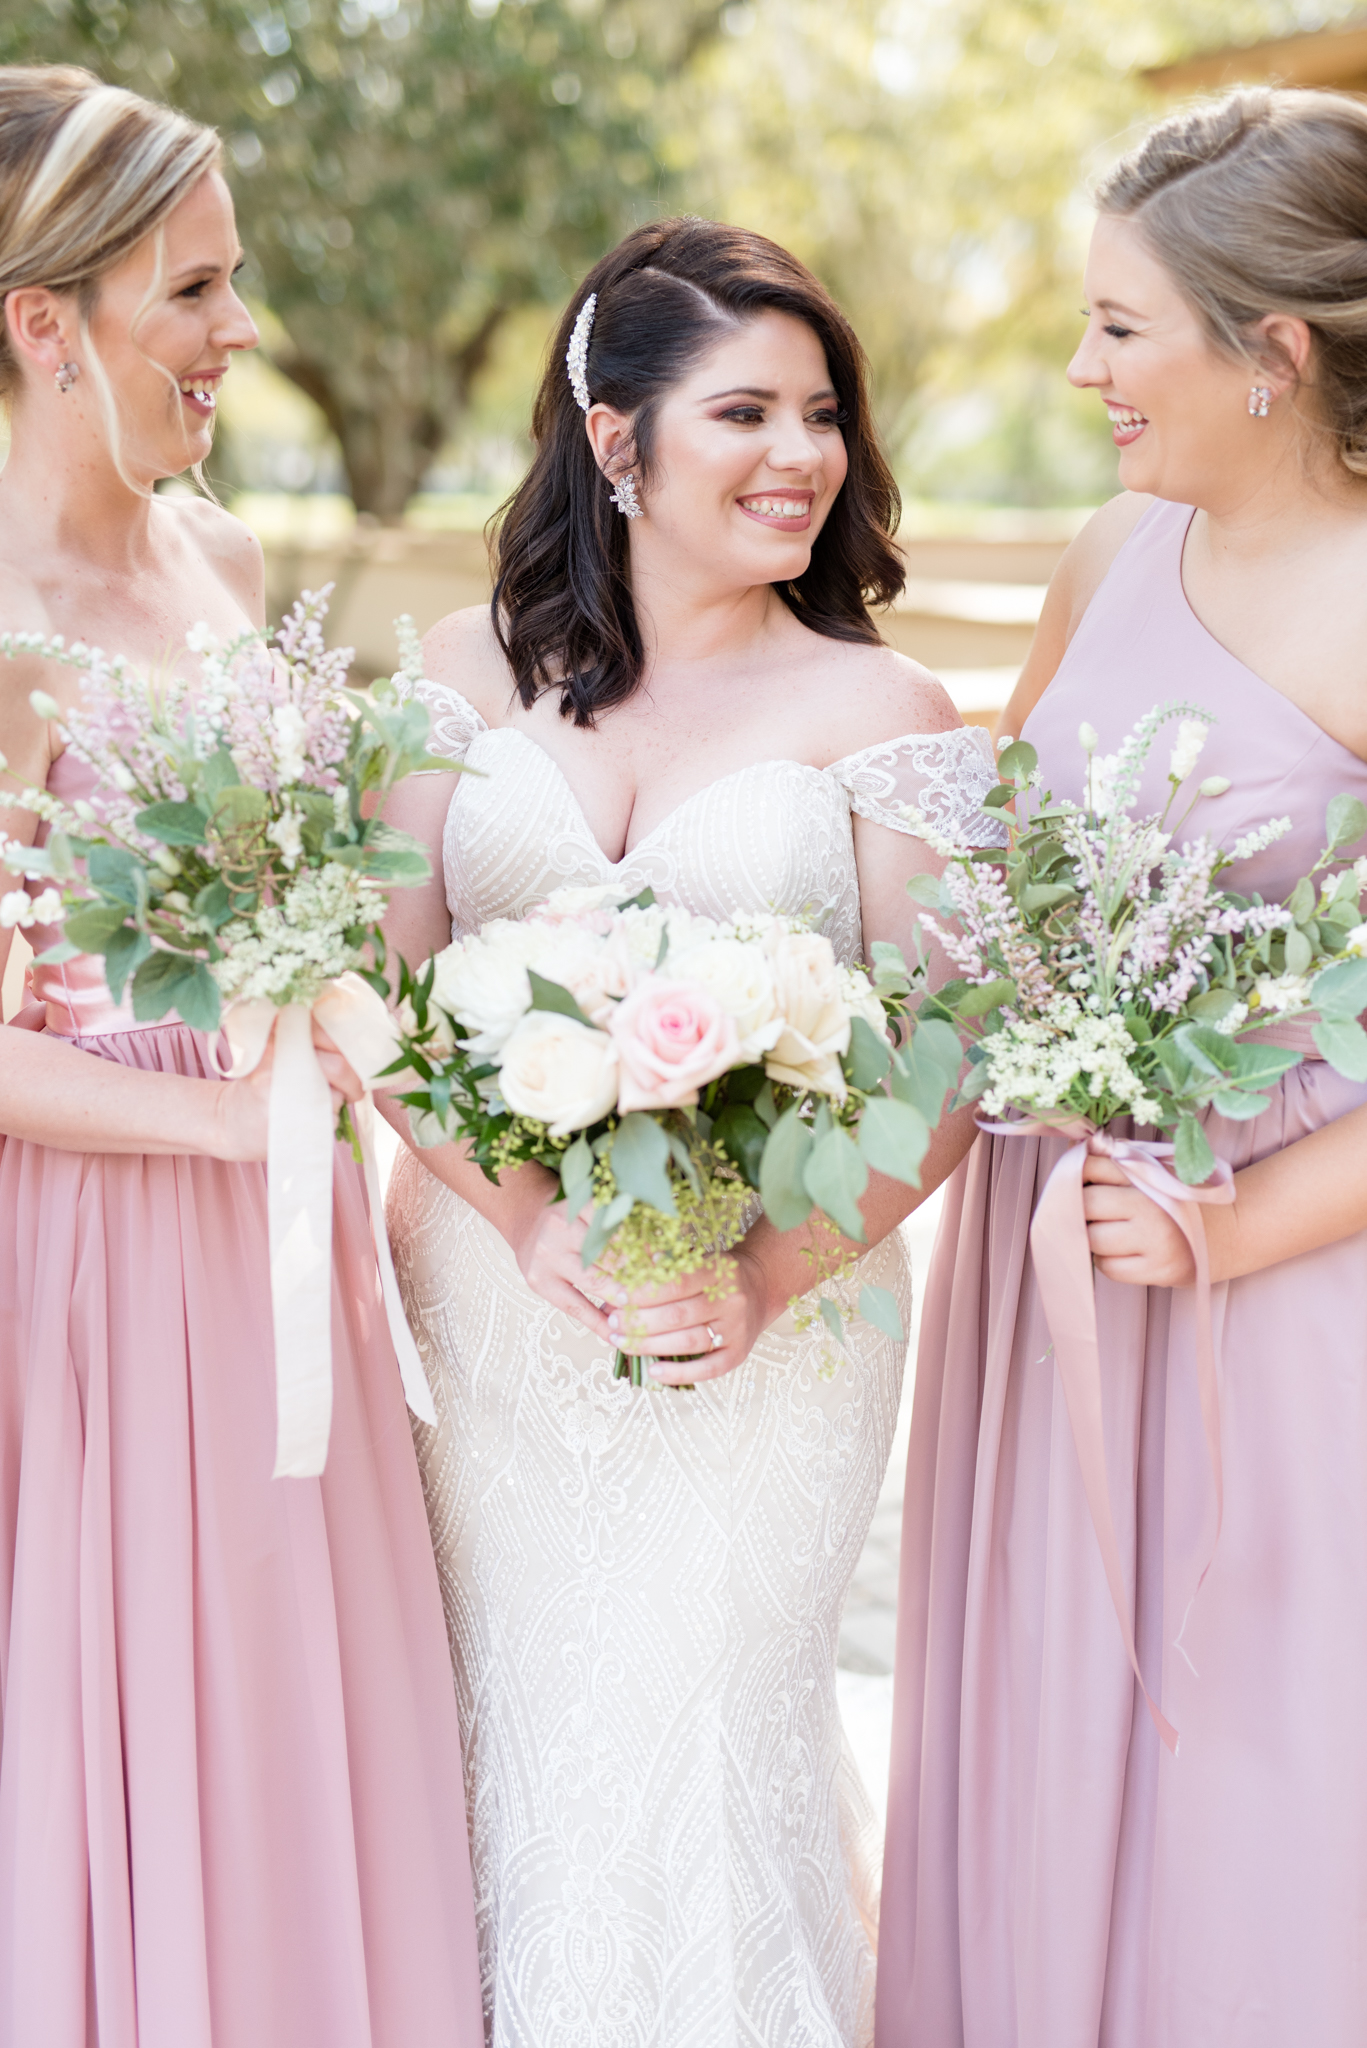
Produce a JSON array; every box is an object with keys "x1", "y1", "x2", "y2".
[
  {"x1": 1098, "y1": 89, "x2": 1367, "y2": 476},
  {"x1": 0, "y1": 65, "x2": 221, "y2": 406}
]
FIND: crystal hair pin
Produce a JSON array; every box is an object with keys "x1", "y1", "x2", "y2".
[{"x1": 566, "y1": 292, "x2": 596, "y2": 413}]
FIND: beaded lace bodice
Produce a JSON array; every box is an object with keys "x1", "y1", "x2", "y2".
[
  {"x1": 388, "y1": 676, "x2": 1001, "y2": 2048},
  {"x1": 414, "y1": 679, "x2": 1002, "y2": 960}
]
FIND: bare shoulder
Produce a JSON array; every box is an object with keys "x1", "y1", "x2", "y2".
[
  {"x1": 421, "y1": 603, "x2": 515, "y2": 722},
  {"x1": 801, "y1": 634, "x2": 961, "y2": 763},
  {"x1": 167, "y1": 496, "x2": 265, "y2": 627},
  {"x1": 1053, "y1": 492, "x2": 1152, "y2": 631}
]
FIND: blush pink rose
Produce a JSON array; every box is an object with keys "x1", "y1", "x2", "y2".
[{"x1": 608, "y1": 976, "x2": 740, "y2": 1113}]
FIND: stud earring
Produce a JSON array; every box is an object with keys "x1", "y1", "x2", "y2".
[
  {"x1": 610, "y1": 471, "x2": 643, "y2": 519},
  {"x1": 1248, "y1": 385, "x2": 1272, "y2": 418},
  {"x1": 54, "y1": 361, "x2": 80, "y2": 394}
]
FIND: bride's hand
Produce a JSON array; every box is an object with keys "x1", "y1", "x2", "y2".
[
  {"x1": 508, "y1": 1189, "x2": 616, "y2": 1342},
  {"x1": 600, "y1": 1249, "x2": 768, "y2": 1383}
]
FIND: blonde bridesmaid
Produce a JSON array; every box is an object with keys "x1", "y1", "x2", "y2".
[{"x1": 0, "y1": 70, "x2": 480, "y2": 2046}]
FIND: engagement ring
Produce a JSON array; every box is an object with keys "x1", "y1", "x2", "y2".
[{"x1": 707, "y1": 1326, "x2": 724, "y2": 1351}]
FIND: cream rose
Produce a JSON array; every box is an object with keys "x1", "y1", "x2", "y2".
[
  {"x1": 498, "y1": 1010, "x2": 620, "y2": 1136},
  {"x1": 764, "y1": 928, "x2": 851, "y2": 1098},
  {"x1": 668, "y1": 937, "x2": 782, "y2": 1061},
  {"x1": 430, "y1": 922, "x2": 541, "y2": 1055},
  {"x1": 608, "y1": 976, "x2": 740, "y2": 1112},
  {"x1": 534, "y1": 924, "x2": 634, "y2": 1027},
  {"x1": 839, "y1": 965, "x2": 890, "y2": 1040}
]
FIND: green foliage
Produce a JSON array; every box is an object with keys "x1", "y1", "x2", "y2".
[{"x1": 5, "y1": 0, "x2": 718, "y2": 514}]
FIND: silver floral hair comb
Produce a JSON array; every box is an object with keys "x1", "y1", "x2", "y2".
[{"x1": 566, "y1": 292, "x2": 597, "y2": 413}]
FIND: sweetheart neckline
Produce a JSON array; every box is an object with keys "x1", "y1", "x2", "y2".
[{"x1": 459, "y1": 724, "x2": 841, "y2": 869}]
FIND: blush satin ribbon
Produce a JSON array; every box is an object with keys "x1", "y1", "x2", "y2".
[
  {"x1": 981, "y1": 1116, "x2": 1236, "y2": 1754},
  {"x1": 210, "y1": 971, "x2": 436, "y2": 1477}
]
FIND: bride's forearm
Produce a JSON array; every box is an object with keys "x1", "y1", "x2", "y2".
[
  {"x1": 376, "y1": 1092, "x2": 558, "y2": 1244},
  {"x1": 738, "y1": 1105, "x2": 979, "y2": 1327},
  {"x1": 1205, "y1": 1103, "x2": 1367, "y2": 1283}
]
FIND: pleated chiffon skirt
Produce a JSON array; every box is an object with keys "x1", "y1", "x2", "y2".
[{"x1": 0, "y1": 1022, "x2": 482, "y2": 2048}]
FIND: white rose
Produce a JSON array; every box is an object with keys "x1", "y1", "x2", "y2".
[
  {"x1": 620, "y1": 903, "x2": 711, "y2": 970},
  {"x1": 669, "y1": 936, "x2": 782, "y2": 1060},
  {"x1": 498, "y1": 1010, "x2": 620, "y2": 1137},
  {"x1": 538, "y1": 883, "x2": 620, "y2": 919},
  {"x1": 430, "y1": 924, "x2": 540, "y2": 1054},
  {"x1": 763, "y1": 928, "x2": 851, "y2": 1098},
  {"x1": 534, "y1": 924, "x2": 633, "y2": 1027}
]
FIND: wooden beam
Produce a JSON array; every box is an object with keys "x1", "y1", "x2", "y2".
[{"x1": 1145, "y1": 17, "x2": 1367, "y2": 95}]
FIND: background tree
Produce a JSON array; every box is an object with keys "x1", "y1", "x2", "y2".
[{"x1": 5, "y1": 0, "x2": 718, "y2": 517}]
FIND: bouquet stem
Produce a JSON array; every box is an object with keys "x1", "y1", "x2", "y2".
[
  {"x1": 335, "y1": 1101, "x2": 364, "y2": 1163},
  {"x1": 612, "y1": 1349, "x2": 695, "y2": 1393}
]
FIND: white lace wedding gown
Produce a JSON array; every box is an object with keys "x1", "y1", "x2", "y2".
[{"x1": 386, "y1": 681, "x2": 998, "y2": 2048}]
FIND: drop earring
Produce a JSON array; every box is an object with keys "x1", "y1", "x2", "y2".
[
  {"x1": 1248, "y1": 385, "x2": 1272, "y2": 417},
  {"x1": 54, "y1": 360, "x2": 80, "y2": 393},
  {"x1": 610, "y1": 470, "x2": 643, "y2": 519}
]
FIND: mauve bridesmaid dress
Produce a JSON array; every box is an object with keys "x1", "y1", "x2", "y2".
[
  {"x1": 877, "y1": 499, "x2": 1367, "y2": 2048},
  {"x1": 0, "y1": 749, "x2": 482, "y2": 2047}
]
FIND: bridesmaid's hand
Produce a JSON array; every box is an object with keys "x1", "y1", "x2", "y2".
[
  {"x1": 1082, "y1": 1155, "x2": 1197, "y2": 1286},
  {"x1": 599, "y1": 1250, "x2": 768, "y2": 1384},
  {"x1": 212, "y1": 1025, "x2": 365, "y2": 1163}
]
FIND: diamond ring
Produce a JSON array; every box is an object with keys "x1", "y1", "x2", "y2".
[{"x1": 707, "y1": 1325, "x2": 724, "y2": 1351}]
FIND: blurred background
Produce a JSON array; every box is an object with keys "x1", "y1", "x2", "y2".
[
  {"x1": 5, "y1": 0, "x2": 1364, "y2": 1793},
  {"x1": 4, "y1": 0, "x2": 1359, "y2": 725}
]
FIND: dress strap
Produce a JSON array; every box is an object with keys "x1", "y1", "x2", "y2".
[
  {"x1": 825, "y1": 725, "x2": 1006, "y2": 847},
  {"x1": 402, "y1": 677, "x2": 489, "y2": 764}
]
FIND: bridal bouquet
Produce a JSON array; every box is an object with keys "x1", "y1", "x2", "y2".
[
  {"x1": 909, "y1": 702, "x2": 1367, "y2": 1182},
  {"x1": 391, "y1": 886, "x2": 959, "y2": 1381},
  {"x1": 905, "y1": 699, "x2": 1367, "y2": 1756},
  {"x1": 0, "y1": 592, "x2": 453, "y2": 1477}
]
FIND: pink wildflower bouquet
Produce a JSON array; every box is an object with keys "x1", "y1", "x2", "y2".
[
  {"x1": 391, "y1": 886, "x2": 958, "y2": 1382},
  {"x1": 0, "y1": 591, "x2": 455, "y2": 1477},
  {"x1": 908, "y1": 701, "x2": 1367, "y2": 1182},
  {"x1": 0, "y1": 592, "x2": 439, "y2": 1039}
]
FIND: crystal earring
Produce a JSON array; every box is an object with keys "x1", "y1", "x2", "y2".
[
  {"x1": 1248, "y1": 385, "x2": 1272, "y2": 417},
  {"x1": 610, "y1": 470, "x2": 643, "y2": 519},
  {"x1": 54, "y1": 360, "x2": 80, "y2": 394}
]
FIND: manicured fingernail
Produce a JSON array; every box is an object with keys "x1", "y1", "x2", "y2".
[{"x1": 608, "y1": 1315, "x2": 622, "y2": 1336}]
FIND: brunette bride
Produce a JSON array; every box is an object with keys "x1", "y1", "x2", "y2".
[{"x1": 378, "y1": 218, "x2": 1000, "y2": 2046}]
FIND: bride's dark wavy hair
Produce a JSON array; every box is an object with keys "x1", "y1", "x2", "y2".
[{"x1": 492, "y1": 217, "x2": 905, "y2": 725}]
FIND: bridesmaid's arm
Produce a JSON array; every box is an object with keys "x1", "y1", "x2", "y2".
[
  {"x1": 0, "y1": 1024, "x2": 276, "y2": 1158},
  {"x1": 1084, "y1": 1113, "x2": 1367, "y2": 1286}
]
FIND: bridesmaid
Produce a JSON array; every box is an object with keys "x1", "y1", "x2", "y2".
[
  {"x1": 0, "y1": 69, "x2": 480, "y2": 2046},
  {"x1": 878, "y1": 89, "x2": 1367, "y2": 2048}
]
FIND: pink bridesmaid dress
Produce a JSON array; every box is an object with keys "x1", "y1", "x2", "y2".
[
  {"x1": 877, "y1": 499, "x2": 1367, "y2": 2048},
  {"x1": 0, "y1": 751, "x2": 482, "y2": 2047}
]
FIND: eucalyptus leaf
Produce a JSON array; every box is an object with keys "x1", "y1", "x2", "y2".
[
  {"x1": 758, "y1": 1105, "x2": 814, "y2": 1230},
  {"x1": 129, "y1": 951, "x2": 220, "y2": 1030},
  {"x1": 857, "y1": 1094, "x2": 929, "y2": 1187},
  {"x1": 889, "y1": 1017, "x2": 962, "y2": 1123},
  {"x1": 1311, "y1": 956, "x2": 1367, "y2": 1020},
  {"x1": 103, "y1": 927, "x2": 152, "y2": 1003},
  {"x1": 1313, "y1": 1016, "x2": 1367, "y2": 1081},
  {"x1": 753, "y1": 1079, "x2": 778, "y2": 1130},
  {"x1": 211, "y1": 785, "x2": 269, "y2": 830},
  {"x1": 611, "y1": 1113, "x2": 678, "y2": 1217},
  {"x1": 845, "y1": 1014, "x2": 892, "y2": 1091},
  {"x1": 903, "y1": 871, "x2": 943, "y2": 907},
  {"x1": 32, "y1": 939, "x2": 79, "y2": 965},
  {"x1": 1284, "y1": 926, "x2": 1313, "y2": 977},
  {"x1": 87, "y1": 843, "x2": 143, "y2": 910},
  {"x1": 560, "y1": 1134, "x2": 596, "y2": 1218},
  {"x1": 818, "y1": 1296, "x2": 845, "y2": 1343},
  {"x1": 803, "y1": 1125, "x2": 868, "y2": 1242},
  {"x1": 133, "y1": 800, "x2": 209, "y2": 848},
  {"x1": 1019, "y1": 882, "x2": 1076, "y2": 912},
  {"x1": 956, "y1": 977, "x2": 1016, "y2": 1018},
  {"x1": 713, "y1": 1102, "x2": 768, "y2": 1188},
  {"x1": 858, "y1": 1282, "x2": 906, "y2": 1344},
  {"x1": 1211, "y1": 1088, "x2": 1271, "y2": 1120},
  {"x1": 981, "y1": 783, "x2": 1016, "y2": 810},
  {"x1": 616, "y1": 886, "x2": 656, "y2": 911},
  {"x1": 996, "y1": 740, "x2": 1038, "y2": 783},
  {"x1": 193, "y1": 879, "x2": 233, "y2": 932},
  {"x1": 63, "y1": 903, "x2": 134, "y2": 951},
  {"x1": 1326, "y1": 793, "x2": 1367, "y2": 852},
  {"x1": 1174, "y1": 1114, "x2": 1217, "y2": 1186},
  {"x1": 955, "y1": 1058, "x2": 993, "y2": 1104},
  {"x1": 1286, "y1": 876, "x2": 1315, "y2": 924},
  {"x1": 200, "y1": 746, "x2": 242, "y2": 798},
  {"x1": 580, "y1": 1191, "x2": 635, "y2": 1268}
]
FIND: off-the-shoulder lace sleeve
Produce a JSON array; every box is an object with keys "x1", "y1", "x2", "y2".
[
  {"x1": 399, "y1": 676, "x2": 489, "y2": 764},
  {"x1": 826, "y1": 725, "x2": 1008, "y2": 848}
]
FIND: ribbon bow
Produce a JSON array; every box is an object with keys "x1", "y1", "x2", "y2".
[
  {"x1": 982, "y1": 1116, "x2": 1235, "y2": 1754},
  {"x1": 211, "y1": 971, "x2": 436, "y2": 1477}
]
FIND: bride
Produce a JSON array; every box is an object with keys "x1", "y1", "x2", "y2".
[{"x1": 380, "y1": 217, "x2": 998, "y2": 2046}]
